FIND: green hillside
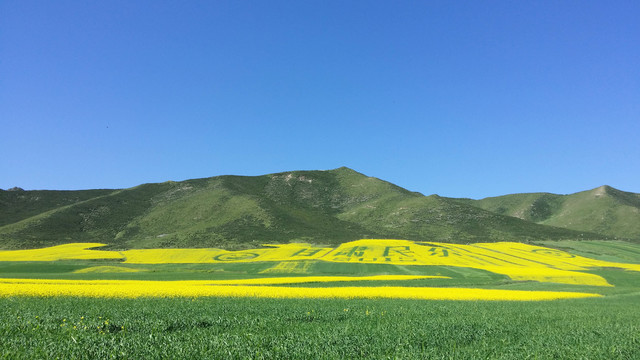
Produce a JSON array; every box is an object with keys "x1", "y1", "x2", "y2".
[
  {"x1": 461, "y1": 185, "x2": 640, "y2": 240},
  {"x1": 0, "y1": 188, "x2": 115, "y2": 227},
  {"x1": 0, "y1": 168, "x2": 604, "y2": 250}
]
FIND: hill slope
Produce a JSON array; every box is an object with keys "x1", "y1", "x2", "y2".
[
  {"x1": 459, "y1": 185, "x2": 640, "y2": 240},
  {"x1": 0, "y1": 168, "x2": 604, "y2": 249}
]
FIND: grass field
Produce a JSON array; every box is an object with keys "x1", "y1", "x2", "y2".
[
  {"x1": 1, "y1": 239, "x2": 639, "y2": 358},
  {"x1": 2, "y1": 296, "x2": 639, "y2": 359}
]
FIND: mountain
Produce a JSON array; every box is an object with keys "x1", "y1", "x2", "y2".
[
  {"x1": 458, "y1": 185, "x2": 640, "y2": 240},
  {"x1": 0, "y1": 168, "x2": 606, "y2": 250}
]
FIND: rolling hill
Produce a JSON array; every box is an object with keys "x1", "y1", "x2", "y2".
[
  {"x1": 458, "y1": 185, "x2": 640, "y2": 240},
  {"x1": 0, "y1": 167, "x2": 614, "y2": 250}
]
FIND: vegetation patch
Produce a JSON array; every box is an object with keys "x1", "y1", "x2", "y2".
[{"x1": 73, "y1": 266, "x2": 143, "y2": 274}]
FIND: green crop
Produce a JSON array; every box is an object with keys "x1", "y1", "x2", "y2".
[{"x1": 1, "y1": 296, "x2": 639, "y2": 359}]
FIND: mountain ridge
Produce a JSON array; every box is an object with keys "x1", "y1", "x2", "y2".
[
  {"x1": 459, "y1": 184, "x2": 640, "y2": 240},
  {"x1": 0, "y1": 168, "x2": 634, "y2": 250}
]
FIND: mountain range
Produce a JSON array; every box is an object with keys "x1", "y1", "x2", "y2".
[
  {"x1": 1, "y1": 167, "x2": 638, "y2": 250},
  {"x1": 456, "y1": 185, "x2": 640, "y2": 241}
]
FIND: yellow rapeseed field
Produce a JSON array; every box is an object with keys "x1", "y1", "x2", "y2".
[
  {"x1": 259, "y1": 261, "x2": 314, "y2": 274},
  {"x1": 121, "y1": 243, "x2": 333, "y2": 264},
  {"x1": 1, "y1": 239, "x2": 639, "y2": 297},
  {"x1": 0, "y1": 278, "x2": 600, "y2": 301}
]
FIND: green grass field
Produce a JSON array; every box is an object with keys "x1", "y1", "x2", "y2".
[
  {"x1": 2, "y1": 296, "x2": 639, "y2": 359},
  {"x1": 1, "y1": 240, "x2": 640, "y2": 358}
]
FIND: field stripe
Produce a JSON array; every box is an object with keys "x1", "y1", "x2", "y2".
[{"x1": 0, "y1": 278, "x2": 601, "y2": 301}]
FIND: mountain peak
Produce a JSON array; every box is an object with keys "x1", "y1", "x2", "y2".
[
  {"x1": 331, "y1": 166, "x2": 360, "y2": 173},
  {"x1": 467, "y1": 184, "x2": 640, "y2": 240},
  {"x1": 592, "y1": 185, "x2": 613, "y2": 197}
]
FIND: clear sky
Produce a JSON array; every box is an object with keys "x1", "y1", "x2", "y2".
[{"x1": 1, "y1": 1, "x2": 638, "y2": 199}]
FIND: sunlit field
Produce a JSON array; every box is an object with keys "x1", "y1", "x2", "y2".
[
  {"x1": 2, "y1": 239, "x2": 639, "y2": 300},
  {"x1": 2, "y1": 239, "x2": 639, "y2": 358}
]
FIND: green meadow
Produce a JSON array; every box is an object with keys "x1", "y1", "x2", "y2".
[{"x1": 2, "y1": 295, "x2": 639, "y2": 359}]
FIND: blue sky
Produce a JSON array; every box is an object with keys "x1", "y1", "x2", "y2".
[{"x1": 1, "y1": 1, "x2": 638, "y2": 199}]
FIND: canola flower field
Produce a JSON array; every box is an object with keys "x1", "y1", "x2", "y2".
[
  {"x1": 1, "y1": 239, "x2": 639, "y2": 300},
  {"x1": 1, "y1": 239, "x2": 640, "y2": 358}
]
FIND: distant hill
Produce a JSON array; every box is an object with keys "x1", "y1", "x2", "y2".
[
  {"x1": 0, "y1": 168, "x2": 609, "y2": 250},
  {"x1": 458, "y1": 185, "x2": 640, "y2": 240}
]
